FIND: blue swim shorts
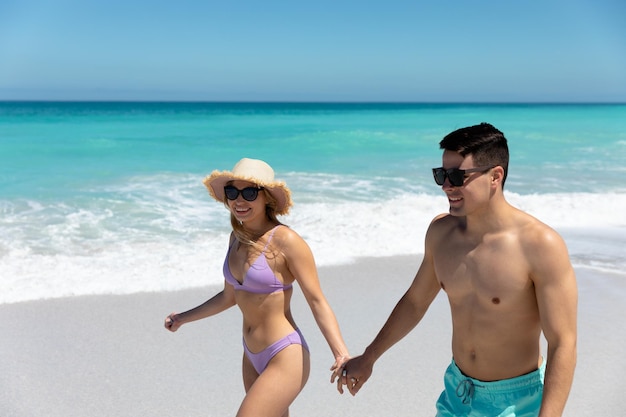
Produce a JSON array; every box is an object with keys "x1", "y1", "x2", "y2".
[{"x1": 435, "y1": 358, "x2": 545, "y2": 417}]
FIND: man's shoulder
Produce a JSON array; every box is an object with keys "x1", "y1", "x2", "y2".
[
  {"x1": 514, "y1": 211, "x2": 567, "y2": 255},
  {"x1": 426, "y1": 213, "x2": 462, "y2": 243},
  {"x1": 429, "y1": 212, "x2": 458, "y2": 231},
  {"x1": 514, "y1": 209, "x2": 560, "y2": 238}
]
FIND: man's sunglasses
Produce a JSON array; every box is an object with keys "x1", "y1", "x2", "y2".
[
  {"x1": 224, "y1": 185, "x2": 263, "y2": 201},
  {"x1": 432, "y1": 166, "x2": 495, "y2": 187}
]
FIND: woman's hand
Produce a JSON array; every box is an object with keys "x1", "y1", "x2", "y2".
[
  {"x1": 330, "y1": 354, "x2": 350, "y2": 391},
  {"x1": 164, "y1": 313, "x2": 181, "y2": 332}
]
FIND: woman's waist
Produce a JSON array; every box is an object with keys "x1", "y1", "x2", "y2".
[{"x1": 242, "y1": 317, "x2": 299, "y2": 351}]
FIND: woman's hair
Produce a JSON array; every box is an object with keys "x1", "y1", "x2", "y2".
[{"x1": 439, "y1": 122, "x2": 510, "y2": 188}]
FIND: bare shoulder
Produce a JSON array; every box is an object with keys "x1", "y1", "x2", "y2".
[
  {"x1": 432, "y1": 212, "x2": 452, "y2": 224},
  {"x1": 427, "y1": 213, "x2": 460, "y2": 240},
  {"x1": 517, "y1": 211, "x2": 567, "y2": 253},
  {"x1": 272, "y1": 224, "x2": 302, "y2": 243},
  {"x1": 515, "y1": 211, "x2": 573, "y2": 283},
  {"x1": 271, "y1": 225, "x2": 310, "y2": 254},
  {"x1": 271, "y1": 225, "x2": 317, "y2": 281}
]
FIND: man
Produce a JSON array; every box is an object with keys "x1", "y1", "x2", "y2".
[{"x1": 335, "y1": 123, "x2": 577, "y2": 416}]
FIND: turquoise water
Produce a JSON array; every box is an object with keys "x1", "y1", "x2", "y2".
[{"x1": 1, "y1": 102, "x2": 625, "y2": 303}]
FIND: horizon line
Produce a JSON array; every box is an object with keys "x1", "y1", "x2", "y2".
[{"x1": 1, "y1": 99, "x2": 625, "y2": 105}]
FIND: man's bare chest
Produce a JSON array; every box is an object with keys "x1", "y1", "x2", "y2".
[{"x1": 433, "y1": 238, "x2": 533, "y2": 303}]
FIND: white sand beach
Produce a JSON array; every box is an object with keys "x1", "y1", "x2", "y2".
[{"x1": 1, "y1": 255, "x2": 623, "y2": 416}]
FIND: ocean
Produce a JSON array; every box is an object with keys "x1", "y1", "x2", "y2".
[{"x1": 1, "y1": 102, "x2": 625, "y2": 304}]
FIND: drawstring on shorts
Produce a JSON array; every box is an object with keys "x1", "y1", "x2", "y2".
[{"x1": 456, "y1": 379, "x2": 475, "y2": 405}]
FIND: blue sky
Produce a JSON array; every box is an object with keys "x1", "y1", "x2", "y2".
[{"x1": 1, "y1": 0, "x2": 625, "y2": 102}]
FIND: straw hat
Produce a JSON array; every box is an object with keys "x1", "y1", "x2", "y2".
[{"x1": 203, "y1": 158, "x2": 293, "y2": 215}]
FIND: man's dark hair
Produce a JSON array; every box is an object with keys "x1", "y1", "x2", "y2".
[{"x1": 439, "y1": 123, "x2": 509, "y2": 188}]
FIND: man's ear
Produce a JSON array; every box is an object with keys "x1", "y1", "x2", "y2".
[{"x1": 491, "y1": 166, "x2": 505, "y2": 186}]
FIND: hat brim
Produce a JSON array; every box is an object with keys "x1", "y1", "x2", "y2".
[{"x1": 202, "y1": 170, "x2": 293, "y2": 216}]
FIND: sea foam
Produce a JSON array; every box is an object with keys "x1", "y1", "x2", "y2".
[{"x1": 2, "y1": 189, "x2": 625, "y2": 304}]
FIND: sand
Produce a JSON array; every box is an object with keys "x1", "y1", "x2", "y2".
[{"x1": 1, "y1": 255, "x2": 623, "y2": 416}]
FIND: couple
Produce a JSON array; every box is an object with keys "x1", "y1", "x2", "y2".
[{"x1": 164, "y1": 123, "x2": 577, "y2": 417}]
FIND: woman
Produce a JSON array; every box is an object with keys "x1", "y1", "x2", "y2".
[{"x1": 165, "y1": 158, "x2": 350, "y2": 417}]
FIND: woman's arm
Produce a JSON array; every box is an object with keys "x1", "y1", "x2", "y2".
[
  {"x1": 165, "y1": 283, "x2": 237, "y2": 332},
  {"x1": 281, "y1": 229, "x2": 350, "y2": 366}
]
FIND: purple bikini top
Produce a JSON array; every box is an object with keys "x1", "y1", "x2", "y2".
[{"x1": 223, "y1": 226, "x2": 293, "y2": 294}]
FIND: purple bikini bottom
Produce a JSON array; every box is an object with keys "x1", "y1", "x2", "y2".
[{"x1": 243, "y1": 328, "x2": 309, "y2": 374}]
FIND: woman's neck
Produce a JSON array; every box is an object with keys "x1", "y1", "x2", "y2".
[{"x1": 241, "y1": 221, "x2": 278, "y2": 241}]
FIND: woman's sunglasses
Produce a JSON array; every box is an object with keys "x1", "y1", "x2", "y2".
[
  {"x1": 432, "y1": 166, "x2": 495, "y2": 187},
  {"x1": 224, "y1": 185, "x2": 263, "y2": 201}
]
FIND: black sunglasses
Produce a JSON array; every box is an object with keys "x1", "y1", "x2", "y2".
[
  {"x1": 432, "y1": 166, "x2": 495, "y2": 187},
  {"x1": 224, "y1": 185, "x2": 263, "y2": 201}
]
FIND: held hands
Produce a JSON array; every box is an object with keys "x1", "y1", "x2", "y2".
[
  {"x1": 331, "y1": 355, "x2": 373, "y2": 396},
  {"x1": 164, "y1": 313, "x2": 181, "y2": 332}
]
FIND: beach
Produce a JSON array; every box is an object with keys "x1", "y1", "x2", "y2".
[
  {"x1": 2, "y1": 255, "x2": 623, "y2": 417},
  {"x1": 2, "y1": 102, "x2": 625, "y2": 415}
]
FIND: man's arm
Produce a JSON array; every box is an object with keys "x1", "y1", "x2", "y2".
[
  {"x1": 338, "y1": 227, "x2": 442, "y2": 395},
  {"x1": 529, "y1": 226, "x2": 578, "y2": 417}
]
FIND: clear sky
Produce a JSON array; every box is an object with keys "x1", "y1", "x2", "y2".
[{"x1": 1, "y1": 0, "x2": 625, "y2": 102}]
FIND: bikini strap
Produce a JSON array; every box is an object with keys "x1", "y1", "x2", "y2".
[
  {"x1": 226, "y1": 233, "x2": 235, "y2": 251},
  {"x1": 262, "y1": 225, "x2": 280, "y2": 251}
]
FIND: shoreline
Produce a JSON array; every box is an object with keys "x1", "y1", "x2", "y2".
[{"x1": 2, "y1": 255, "x2": 623, "y2": 416}]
